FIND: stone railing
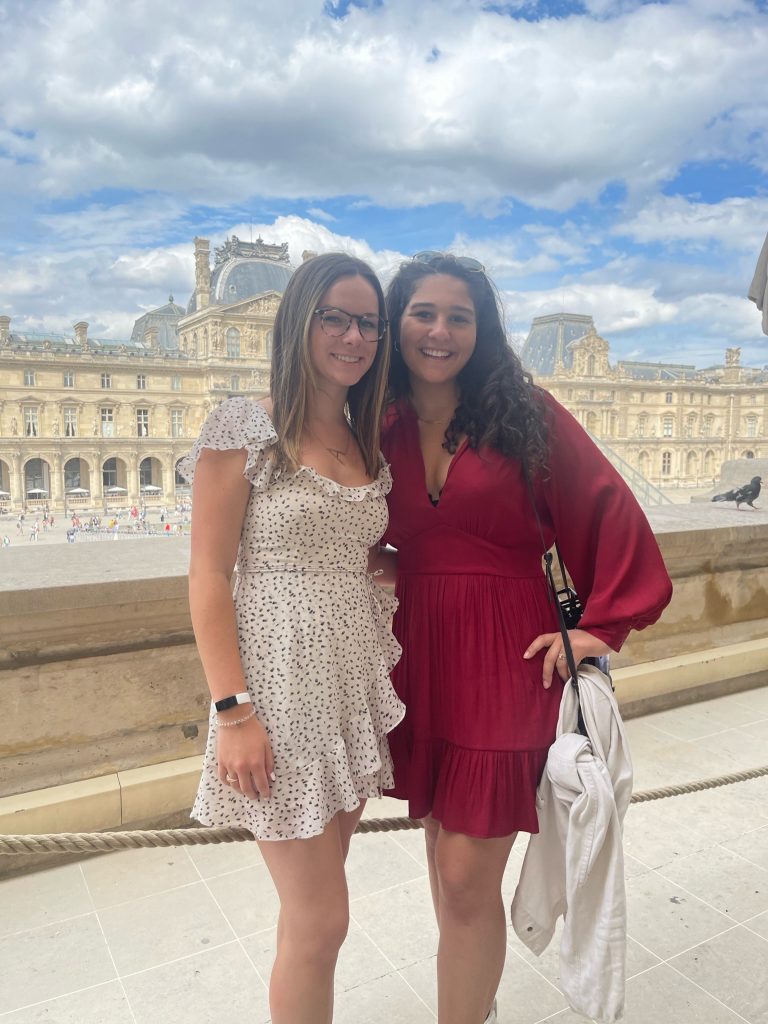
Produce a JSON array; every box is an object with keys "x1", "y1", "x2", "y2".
[{"x1": 1, "y1": 506, "x2": 767, "y2": 828}]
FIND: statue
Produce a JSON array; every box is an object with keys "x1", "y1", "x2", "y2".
[
  {"x1": 92, "y1": 418, "x2": 99, "y2": 436},
  {"x1": 52, "y1": 419, "x2": 60, "y2": 437},
  {"x1": 10, "y1": 416, "x2": 18, "y2": 436},
  {"x1": 725, "y1": 347, "x2": 741, "y2": 367}
]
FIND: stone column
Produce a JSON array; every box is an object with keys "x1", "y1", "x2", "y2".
[
  {"x1": 194, "y1": 238, "x2": 211, "y2": 310},
  {"x1": 51, "y1": 450, "x2": 63, "y2": 507}
]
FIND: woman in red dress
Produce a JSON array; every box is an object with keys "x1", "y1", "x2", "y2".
[{"x1": 378, "y1": 253, "x2": 672, "y2": 1024}]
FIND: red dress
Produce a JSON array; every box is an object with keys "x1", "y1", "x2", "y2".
[{"x1": 381, "y1": 393, "x2": 672, "y2": 837}]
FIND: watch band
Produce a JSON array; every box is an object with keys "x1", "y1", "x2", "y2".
[{"x1": 213, "y1": 692, "x2": 252, "y2": 712}]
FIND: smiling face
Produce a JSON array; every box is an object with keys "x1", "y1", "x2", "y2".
[
  {"x1": 398, "y1": 273, "x2": 477, "y2": 387},
  {"x1": 308, "y1": 274, "x2": 380, "y2": 395}
]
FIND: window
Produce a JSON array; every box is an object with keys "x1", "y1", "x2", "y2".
[
  {"x1": 586, "y1": 354, "x2": 596, "y2": 376},
  {"x1": 100, "y1": 407, "x2": 114, "y2": 437},
  {"x1": 230, "y1": 374, "x2": 240, "y2": 391},
  {"x1": 226, "y1": 327, "x2": 241, "y2": 359},
  {"x1": 102, "y1": 457, "x2": 117, "y2": 488},
  {"x1": 637, "y1": 415, "x2": 647, "y2": 437},
  {"x1": 706, "y1": 394, "x2": 712, "y2": 405},
  {"x1": 136, "y1": 408, "x2": 149, "y2": 437},
  {"x1": 136, "y1": 374, "x2": 147, "y2": 390},
  {"x1": 24, "y1": 369, "x2": 36, "y2": 386},
  {"x1": 64, "y1": 408, "x2": 77, "y2": 437},
  {"x1": 63, "y1": 371, "x2": 75, "y2": 388},
  {"x1": 661, "y1": 451, "x2": 672, "y2": 475},
  {"x1": 663, "y1": 415, "x2": 674, "y2": 437},
  {"x1": 704, "y1": 414, "x2": 715, "y2": 435},
  {"x1": 665, "y1": 392, "x2": 673, "y2": 404},
  {"x1": 685, "y1": 414, "x2": 696, "y2": 438},
  {"x1": 101, "y1": 373, "x2": 112, "y2": 389},
  {"x1": 689, "y1": 392, "x2": 695, "y2": 403},
  {"x1": 746, "y1": 416, "x2": 758, "y2": 438},
  {"x1": 171, "y1": 375, "x2": 182, "y2": 391},
  {"x1": 24, "y1": 408, "x2": 39, "y2": 437},
  {"x1": 171, "y1": 409, "x2": 184, "y2": 438}
]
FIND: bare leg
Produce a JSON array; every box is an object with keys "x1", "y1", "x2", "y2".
[
  {"x1": 432, "y1": 826, "x2": 517, "y2": 1024},
  {"x1": 258, "y1": 809, "x2": 361, "y2": 1024},
  {"x1": 423, "y1": 814, "x2": 442, "y2": 921}
]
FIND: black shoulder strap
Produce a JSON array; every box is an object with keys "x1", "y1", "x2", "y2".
[{"x1": 523, "y1": 467, "x2": 581, "y2": 695}]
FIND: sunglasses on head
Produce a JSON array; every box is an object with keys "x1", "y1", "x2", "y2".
[{"x1": 411, "y1": 250, "x2": 485, "y2": 273}]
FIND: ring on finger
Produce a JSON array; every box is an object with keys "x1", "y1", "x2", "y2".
[
  {"x1": 557, "y1": 653, "x2": 566, "y2": 662},
  {"x1": 225, "y1": 774, "x2": 238, "y2": 784}
]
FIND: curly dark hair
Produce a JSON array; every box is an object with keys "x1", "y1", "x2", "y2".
[{"x1": 385, "y1": 255, "x2": 549, "y2": 470}]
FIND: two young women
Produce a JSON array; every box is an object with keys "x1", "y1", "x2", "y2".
[{"x1": 184, "y1": 252, "x2": 672, "y2": 1024}]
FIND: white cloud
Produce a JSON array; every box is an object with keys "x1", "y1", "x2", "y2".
[
  {"x1": 614, "y1": 196, "x2": 768, "y2": 253},
  {"x1": 1, "y1": 0, "x2": 766, "y2": 210}
]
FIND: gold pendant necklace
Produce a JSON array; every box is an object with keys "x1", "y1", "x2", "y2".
[{"x1": 313, "y1": 427, "x2": 352, "y2": 463}]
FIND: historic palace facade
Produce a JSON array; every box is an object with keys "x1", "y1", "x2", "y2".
[
  {"x1": 0, "y1": 236, "x2": 291, "y2": 514},
  {"x1": 3, "y1": 252, "x2": 767, "y2": 514},
  {"x1": 521, "y1": 314, "x2": 768, "y2": 487}
]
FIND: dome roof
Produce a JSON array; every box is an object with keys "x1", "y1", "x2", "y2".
[
  {"x1": 520, "y1": 313, "x2": 595, "y2": 376},
  {"x1": 131, "y1": 295, "x2": 186, "y2": 350},
  {"x1": 186, "y1": 257, "x2": 294, "y2": 314}
]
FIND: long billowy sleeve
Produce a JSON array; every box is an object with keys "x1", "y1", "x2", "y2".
[{"x1": 536, "y1": 392, "x2": 672, "y2": 651}]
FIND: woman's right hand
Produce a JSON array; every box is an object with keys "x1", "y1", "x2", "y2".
[{"x1": 216, "y1": 714, "x2": 275, "y2": 799}]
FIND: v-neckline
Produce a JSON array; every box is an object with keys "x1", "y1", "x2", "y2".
[{"x1": 406, "y1": 403, "x2": 468, "y2": 509}]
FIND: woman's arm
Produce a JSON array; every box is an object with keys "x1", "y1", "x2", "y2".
[
  {"x1": 189, "y1": 447, "x2": 274, "y2": 799},
  {"x1": 368, "y1": 543, "x2": 398, "y2": 586}
]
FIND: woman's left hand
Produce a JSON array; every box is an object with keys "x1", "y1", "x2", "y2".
[{"x1": 524, "y1": 628, "x2": 611, "y2": 688}]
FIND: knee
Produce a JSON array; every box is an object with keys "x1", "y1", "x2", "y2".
[
  {"x1": 435, "y1": 857, "x2": 498, "y2": 924},
  {"x1": 282, "y1": 904, "x2": 350, "y2": 965}
]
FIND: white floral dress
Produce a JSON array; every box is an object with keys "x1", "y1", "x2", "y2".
[{"x1": 179, "y1": 397, "x2": 405, "y2": 840}]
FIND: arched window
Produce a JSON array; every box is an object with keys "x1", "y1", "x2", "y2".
[
  {"x1": 742, "y1": 450, "x2": 755, "y2": 459},
  {"x1": 226, "y1": 327, "x2": 241, "y2": 358},
  {"x1": 661, "y1": 451, "x2": 672, "y2": 475},
  {"x1": 745, "y1": 416, "x2": 758, "y2": 438},
  {"x1": 663, "y1": 415, "x2": 674, "y2": 437},
  {"x1": 686, "y1": 451, "x2": 698, "y2": 477},
  {"x1": 704, "y1": 450, "x2": 715, "y2": 476}
]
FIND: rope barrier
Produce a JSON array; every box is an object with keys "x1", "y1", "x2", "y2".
[{"x1": 2, "y1": 763, "x2": 767, "y2": 856}]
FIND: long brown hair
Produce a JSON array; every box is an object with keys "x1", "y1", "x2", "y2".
[
  {"x1": 271, "y1": 253, "x2": 390, "y2": 478},
  {"x1": 386, "y1": 255, "x2": 548, "y2": 471}
]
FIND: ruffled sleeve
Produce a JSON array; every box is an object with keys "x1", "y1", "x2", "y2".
[
  {"x1": 177, "y1": 397, "x2": 278, "y2": 490},
  {"x1": 536, "y1": 390, "x2": 673, "y2": 651}
]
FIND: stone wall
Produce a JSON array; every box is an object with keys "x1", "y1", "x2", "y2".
[{"x1": 1, "y1": 508, "x2": 767, "y2": 799}]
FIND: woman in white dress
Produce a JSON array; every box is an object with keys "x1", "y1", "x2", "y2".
[{"x1": 181, "y1": 253, "x2": 405, "y2": 1024}]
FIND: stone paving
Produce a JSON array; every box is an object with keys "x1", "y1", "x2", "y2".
[{"x1": 1, "y1": 686, "x2": 767, "y2": 1023}]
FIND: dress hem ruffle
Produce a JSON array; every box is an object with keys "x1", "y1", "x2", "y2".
[{"x1": 385, "y1": 736, "x2": 549, "y2": 837}]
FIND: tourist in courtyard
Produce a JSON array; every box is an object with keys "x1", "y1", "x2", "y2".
[
  {"x1": 377, "y1": 252, "x2": 673, "y2": 1024},
  {"x1": 181, "y1": 252, "x2": 403, "y2": 1024}
]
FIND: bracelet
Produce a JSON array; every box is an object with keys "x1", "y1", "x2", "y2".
[
  {"x1": 213, "y1": 692, "x2": 252, "y2": 712},
  {"x1": 216, "y1": 708, "x2": 257, "y2": 728}
]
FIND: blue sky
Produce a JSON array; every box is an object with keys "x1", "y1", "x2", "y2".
[{"x1": 1, "y1": 0, "x2": 767, "y2": 368}]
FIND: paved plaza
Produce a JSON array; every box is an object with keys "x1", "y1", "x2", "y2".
[{"x1": 1, "y1": 686, "x2": 767, "y2": 1023}]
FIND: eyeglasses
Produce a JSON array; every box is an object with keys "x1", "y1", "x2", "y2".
[
  {"x1": 412, "y1": 251, "x2": 485, "y2": 272},
  {"x1": 313, "y1": 307, "x2": 387, "y2": 343}
]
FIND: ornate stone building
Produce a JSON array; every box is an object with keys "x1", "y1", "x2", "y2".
[
  {"x1": 521, "y1": 313, "x2": 768, "y2": 486},
  {"x1": 0, "y1": 236, "x2": 292, "y2": 513}
]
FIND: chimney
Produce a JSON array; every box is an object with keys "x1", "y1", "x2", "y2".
[
  {"x1": 73, "y1": 321, "x2": 89, "y2": 348},
  {"x1": 194, "y1": 237, "x2": 211, "y2": 309},
  {"x1": 0, "y1": 315, "x2": 9, "y2": 344}
]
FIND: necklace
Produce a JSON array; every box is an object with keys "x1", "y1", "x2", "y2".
[{"x1": 311, "y1": 426, "x2": 352, "y2": 463}]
